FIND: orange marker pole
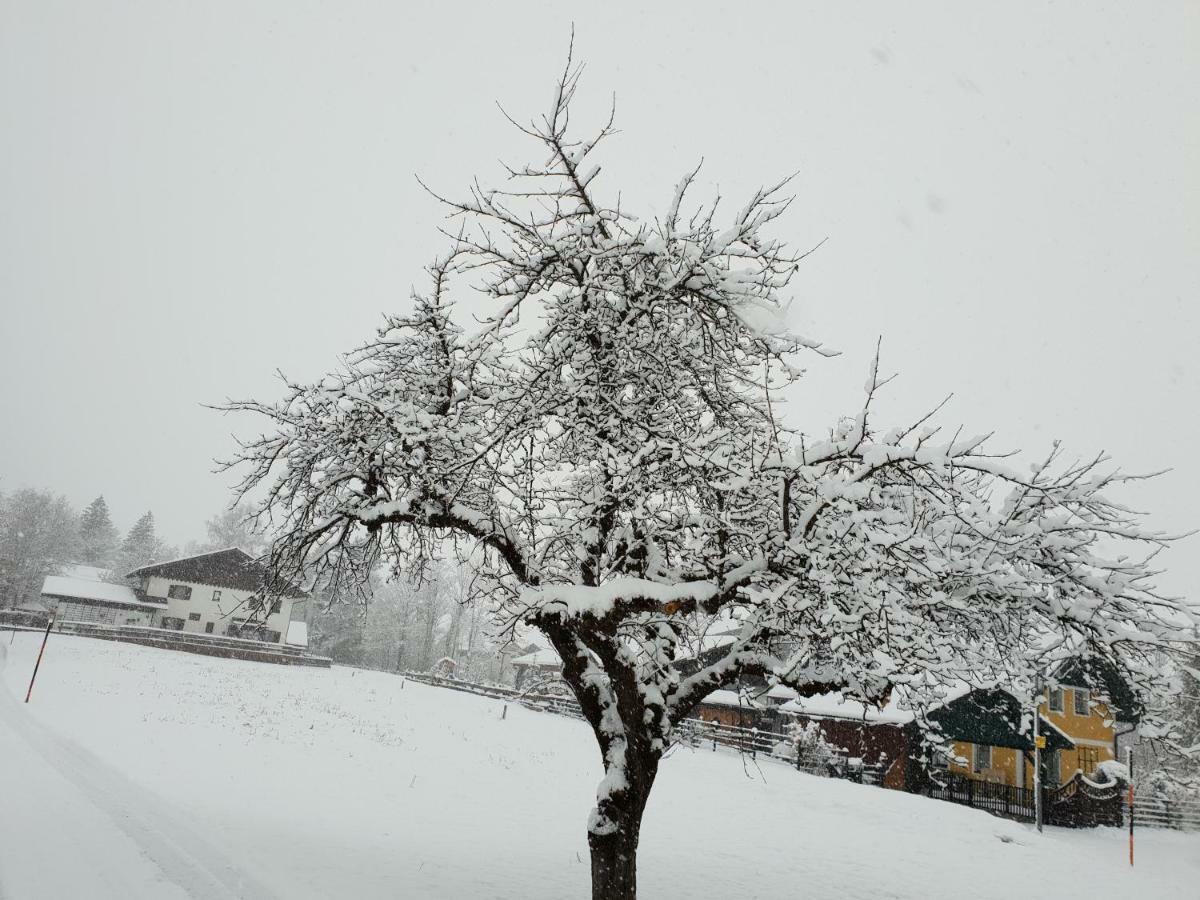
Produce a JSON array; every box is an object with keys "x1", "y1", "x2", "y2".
[
  {"x1": 24, "y1": 613, "x2": 55, "y2": 703},
  {"x1": 1127, "y1": 747, "x2": 1134, "y2": 867}
]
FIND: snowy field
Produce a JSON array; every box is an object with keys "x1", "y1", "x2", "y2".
[{"x1": 1, "y1": 634, "x2": 1196, "y2": 900}]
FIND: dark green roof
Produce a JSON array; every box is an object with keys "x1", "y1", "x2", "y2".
[{"x1": 926, "y1": 688, "x2": 1074, "y2": 752}]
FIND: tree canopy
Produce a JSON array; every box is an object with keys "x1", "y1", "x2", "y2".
[{"x1": 226, "y1": 55, "x2": 1196, "y2": 899}]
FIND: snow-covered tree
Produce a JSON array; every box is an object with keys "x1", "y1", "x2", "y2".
[
  {"x1": 77, "y1": 495, "x2": 119, "y2": 568},
  {"x1": 190, "y1": 504, "x2": 268, "y2": 558},
  {"x1": 787, "y1": 719, "x2": 842, "y2": 774},
  {"x1": 115, "y1": 511, "x2": 175, "y2": 576},
  {"x1": 225, "y1": 57, "x2": 1197, "y2": 899},
  {"x1": 1134, "y1": 646, "x2": 1200, "y2": 799},
  {"x1": 0, "y1": 488, "x2": 78, "y2": 607}
]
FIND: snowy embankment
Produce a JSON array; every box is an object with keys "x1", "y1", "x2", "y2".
[{"x1": 1, "y1": 634, "x2": 1196, "y2": 900}]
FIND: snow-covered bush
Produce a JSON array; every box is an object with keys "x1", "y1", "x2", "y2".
[{"x1": 789, "y1": 720, "x2": 841, "y2": 774}]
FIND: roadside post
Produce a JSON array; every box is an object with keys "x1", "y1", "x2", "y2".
[
  {"x1": 24, "y1": 611, "x2": 56, "y2": 703},
  {"x1": 1127, "y1": 747, "x2": 1134, "y2": 866}
]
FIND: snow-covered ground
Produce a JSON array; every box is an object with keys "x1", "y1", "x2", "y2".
[{"x1": 1, "y1": 633, "x2": 1196, "y2": 899}]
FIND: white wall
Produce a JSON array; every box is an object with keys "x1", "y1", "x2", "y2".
[{"x1": 143, "y1": 576, "x2": 295, "y2": 642}]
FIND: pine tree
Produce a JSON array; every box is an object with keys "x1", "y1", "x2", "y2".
[
  {"x1": 78, "y1": 496, "x2": 119, "y2": 568},
  {"x1": 117, "y1": 511, "x2": 170, "y2": 575}
]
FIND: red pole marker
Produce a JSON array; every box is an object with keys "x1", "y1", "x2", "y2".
[
  {"x1": 1127, "y1": 747, "x2": 1134, "y2": 867},
  {"x1": 24, "y1": 613, "x2": 55, "y2": 703}
]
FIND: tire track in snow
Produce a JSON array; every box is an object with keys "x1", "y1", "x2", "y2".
[{"x1": 0, "y1": 641, "x2": 278, "y2": 900}]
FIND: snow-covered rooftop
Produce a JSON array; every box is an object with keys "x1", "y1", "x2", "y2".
[
  {"x1": 700, "y1": 689, "x2": 760, "y2": 708},
  {"x1": 40, "y1": 576, "x2": 160, "y2": 610},
  {"x1": 779, "y1": 690, "x2": 916, "y2": 725},
  {"x1": 779, "y1": 683, "x2": 977, "y2": 726},
  {"x1": 511, "y1": 647, "x2": 561, "y2": 668},
  {"x1": 59, "y1": 564, "x2": 114, "y2": 582}
]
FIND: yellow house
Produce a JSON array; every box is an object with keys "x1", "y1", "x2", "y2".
[{"x1": 942, "y1": 660, "x2": 1135, "y2": 790}]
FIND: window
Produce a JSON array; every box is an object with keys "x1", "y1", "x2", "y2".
[
  {"x1": 167, "y1": 584, "x2": 192, "y2": 601},
  {"x1": 160, "y1": 616, "x2": 185, "y2": 630},
  {"x1": 270, "y1": 598, "x2": 282, "y2": 614},
  {"x1": 1073, "y1": 688, "x2": 1090, "y2": 716},
  {"x1": 1078, "y1": 747, "x2": 1100, "y2": 775},
  {"x1": 973, "y1": 744, "x2": 992, "y2": 773},
  {"x1": 212, "y1": 590, "x2": 222, "y2": 602},
  {"x1": 1048, "y1": 688, "x2": 1064, "y2": 713},
  {"x1": 205, "y1": 622, "x2": 215, "y2": 633},
  {"x1": 188, "y1": 613, "x2": 201, "y2": 621}
]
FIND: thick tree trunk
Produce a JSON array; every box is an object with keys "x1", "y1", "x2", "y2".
[
  {"x1": 587, "y1": 760, "x2": 656, "y2": 900},
  {"x1": 588, "y1": 825, "x2": 640, "y2": 900}
]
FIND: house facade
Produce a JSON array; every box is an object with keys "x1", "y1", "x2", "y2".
[
  {"x1": 942, "y1": 668, "x2": 1129, "y2": 790},
  {"x1": 768, "y1": 680, "x2": 1114, "y2": 795},
  {"x1": 126, "y1": 548, "x2": 307, "y2": 645}
]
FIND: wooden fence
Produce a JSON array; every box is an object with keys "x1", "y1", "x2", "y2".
[
  {"x1": 405, "y1": 672, "x2": 1200, "y2": 830},
  {"x1": 2, "y1": 617, "x2": 332, "y2": 668},
  {"x1": 931, "y1": 774, "x2": 1035, "y2": 820},
  {"x1": 405, "y1": 672, "x2": 882, "y2": 783},
  {"x1": 1129, "y1": 794, "x2": 1200, "y2": 832}
]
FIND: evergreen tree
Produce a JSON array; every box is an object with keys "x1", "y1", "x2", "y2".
[
  {"x1": 116, "y1": 511, "x2": 172, "y2": 575},
  {"x1": 78, "y1": 496, "x2": 119, "y2": 568}
]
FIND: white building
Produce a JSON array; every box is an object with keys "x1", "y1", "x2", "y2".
[
  {"x1": 126, "y1": 548, "x2": 307, "y2": 644},
  {"x1": 40, "y1": 574, "x2": 160, "y2": 626}
]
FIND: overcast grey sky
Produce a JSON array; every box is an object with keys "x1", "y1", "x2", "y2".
[{"x1": 2, "y1": 2, "x2": 1197, "y2": 601}]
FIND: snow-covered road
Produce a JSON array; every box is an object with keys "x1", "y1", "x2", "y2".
[
  {"x1": 2, "y1": 633, "x2": 1197, "y2": 899},
  {"x1": 0, "y1": 641, "x2": 277, "y2": 899}
]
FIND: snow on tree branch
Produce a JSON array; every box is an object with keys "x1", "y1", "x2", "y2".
[{"x1": 222, "y1": 52, "x2": 1197, "y2": 899}]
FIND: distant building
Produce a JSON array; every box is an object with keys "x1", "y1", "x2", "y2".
[
  {"x1": 510, "y1": 646, "x2": 562, "y2": 690},
  {"x1": 125, "y1": 548, "x2": 307, "y2": 644},
  {"x1": 40, "y1": 565, "x2": 161, "y2": 627}
]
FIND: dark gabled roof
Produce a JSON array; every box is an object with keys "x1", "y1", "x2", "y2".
[
  {"x1": 127, "y1": 548, "x2": 308, "y2": 599},
  {"x1": 1051, "y1": 656, "x2": 1142, "y2": 724},
  {"x1": 926, "y1": 688, "x2": 1075, "y2": 753}
]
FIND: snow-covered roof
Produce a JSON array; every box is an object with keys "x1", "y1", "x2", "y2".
[
  {"x1": 779, "y1": 683, "x2": 976, "y2": 726},
  {"x1": 41, "y1": 575, "x2": 161, "y2": 609},
  {"x1": 59, "y1": 564, "x2": 113, "y2": 582},
  {"x1": 285, "y1": 620, "x2": 309, "y2": 647},
  {"x1": 700, "y1": 689, "x2": 760, "y2": 708},
  {"x1": 128, "y1": 548, "x2": 308, "y2": 598},
  {"x1": 780, "y1": 690, "x2": 916, "y2": 725},
  {"x1": 511, "y1": 647, "x2": 561, "y2": 668}
]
